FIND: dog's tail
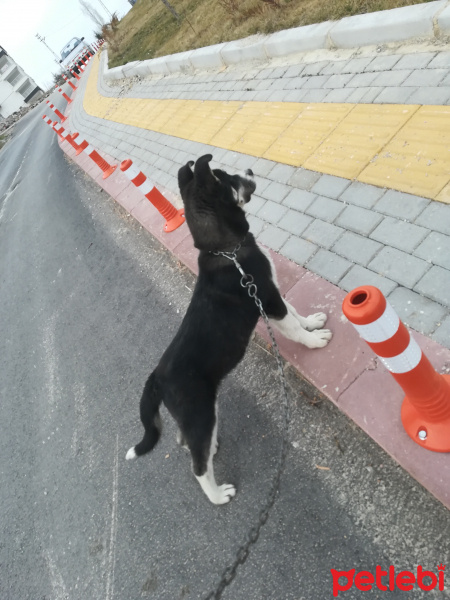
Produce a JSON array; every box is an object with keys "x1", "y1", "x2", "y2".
[{"x1": 126, "y1": 372, "x2": 163, "y2": 460}]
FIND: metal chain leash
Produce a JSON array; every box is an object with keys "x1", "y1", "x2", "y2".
[{"x1": 204, "y1": 245, "x2": 291, "y2": 600}]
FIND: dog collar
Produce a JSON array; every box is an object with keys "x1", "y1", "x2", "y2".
[
  {"x1": 210, "y1": 236, "x2": 246, "y2": 259},
  {"x1": 210, "y1": 238, "x2": 248, "y2": 278}
]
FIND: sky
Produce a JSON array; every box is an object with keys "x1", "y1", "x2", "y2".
[{"x1": 0, "y1": 0, "x2": 133, "y2": 91}]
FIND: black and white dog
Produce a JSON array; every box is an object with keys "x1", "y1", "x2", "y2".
[{"x1": 126, "y1": 154, "x2": 332, "y2": 504}]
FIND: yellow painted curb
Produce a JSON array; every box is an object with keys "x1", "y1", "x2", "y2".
[{"x1": 83, "y1": 54, "x2": 450, "y2": 203}]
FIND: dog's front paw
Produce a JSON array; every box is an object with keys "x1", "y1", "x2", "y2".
[
  {"x1": 211, "y1": 484, "x2": 236, "y2": 505},
  {"x1": 305, "y1": 312, "x2": 327, "y2": 331},
  {"x1": 307, "y1": 328, "x2": 333, "y2": 348}
]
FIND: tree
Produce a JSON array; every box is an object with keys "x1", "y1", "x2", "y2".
[{"x1": 79, "y1": 0, "x2": 106, "y2": 29}]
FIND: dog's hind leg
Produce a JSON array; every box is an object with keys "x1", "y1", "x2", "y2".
[
  {"x1": 187, "y1": 403, "x2": 235, "y2": 505},
  {"x1": 126, "y1": 372, "x2": 163, "y2": 460}
]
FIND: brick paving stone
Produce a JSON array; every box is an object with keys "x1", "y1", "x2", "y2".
[
  {"x1": 302, "y1": 75, "x2": 330, "y2": 89},
  {"x1": 364, "y1": 54, "x2": 402, "y2": 72},
  {"x1": 431, "y1": 315, "x2": 450, "y2": 349},
  {"x1": 321, "y1": 60, "x2": 349, "y2": 75},
  {"x1": 284, "y1": 78, "x2": 306, "y2": 90},
  {"x1": 346, "y1": 87, "x2": 377, "y2": 103},
  {"x1": 260, "y1": 180, "x2": 292, "y2": 202},
  {"x1": 371, "y1": 69, "x2": 412, "y2": 87},
  {"x1": 394, "y1": 52, "x2": 437, "y2": 70},
  {"x1": 282, "y1": 188, "x2": 316, "y2": 212},
  {"x1": 374, "y1": 189, "x2": 429, "y2": 221},
  {"x1": 336, "y1": 205, "x2": 383, "y2": 235},
  {"x1": 428, "y1": 51, "x2": 450, "y2": 69},
  {"x1": 415, "y1": 201, "x2": 450, "y2": 236},
  {"x1": 374, "y1": 86, "x2": 416, "y2": 104},
  {"x1": 413, "y1": 232, "x2": 450, "y2": 270},
  {"x1": 277, "y1": 209, "x2": 313, "y2": 235},
  {"x1": 403, "y1": 68, "x2": 448, "y2": 87},
  {"x1": 302, "y1": 61, "x2": 329, "y2": 76},
  {"x1": 332, "y1": 231, "x2": 382, "y2": 266},
  {"x1": 302, "y1": 219, "x2": 344, "y2": 249},
  {"x1": 257, "y1": 224, "x2": 290, "y2": 250},
  {"x1": 342, "y1": 56, "x2": 374, "y2": 73},
  {"x1": 284, "y1": 64, "x2": 306, "y2": 78},
  {"x1": 311, "y1": 174, "x2": 351, "y2": 199},
  {"x1": 256, "y1": 199, "x2": 289, "y2": 224},
  {"x1": 346, "y1": 71, "x2": 379, "y2": 87},
  {"x1": 305, "y1": 195, "x2": 345, "y2": 223},
  {"x1": 288, "y1": 168, "x2": 321, "y2": 190},
  {"x1": 269, "y1": 163, "x2": 297, "y2": 184},
  {"x1": 369, "y1": 217, "x2": 429, "y2": 252},
  {"x1": 414, "y1": 265, "x2": 450, "y2": 306},
  {"x1": 323, "y1": 73, "x2": 354, "y2": 89},
  {"x1": 358, "y1": 87, "x2": 384, "y2": 103},
  {"x1": 296, "y1": 89, "x2": 329, "y2": 102},
  {"x1": 268, "y1": 90, "x2": 290, "y2": 102},
  {"x1": 339, "y1": 181, "x2": 386, "y2": 208},
  {"x1": 306, "y1": 249, "x2": 352, "y2": 284},
  {"x1": 254, "y1": 177, "x2": 272, "y2": 195},
  {"x1": 387, "y1": 287, "x2": 447, "y2": 336},
  {"x1": 407, "y1": 87, "x2": 450, "y2": 105},
  {"x1": 245, "y1": 195, "x2": 267, "y2": 217},
  {"x1": 340, "y1": 265, "x2": 398, "y2": 297},
  {"x1": 324, "y1": 88, "x2": 356, "y2": 102},
  {"x1": 368, "y1": 247, "x2": 430, "y2": 288},
  {"x1": 252, "y1": 157, "x2": 278, "y2": 178},
  {"x1": 247, "y1": 215, "x2": 265, "y2": 236},
  {"x1": 229, "y1": 153, "x2": 258, "y2": 172},
  {"x1": 279, "y1": 236, "x2": 318, "y2": 265}
]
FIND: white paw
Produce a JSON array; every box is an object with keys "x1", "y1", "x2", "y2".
[
  {"x1": 306, "y1": 329, "x2": 333, "y2": 349},
  {"x1": 305, "y1": 312, "x2": 327, "y2": 331},
  {"x1": 210, "y1": 484, "x2": 236, "y2": 505},
  {"x1": 125, "y1": 447, "x2": 137, "y2": 461}
]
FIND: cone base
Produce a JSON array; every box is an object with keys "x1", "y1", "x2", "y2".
[
  {"x1": 401, "y1": 374, "x2": 450, "y2": 452},
  {"x1": 102, "y1": 165, "x2": 117, "y2": 179},
  {"x1": 164, "y1": 208, "x2": 185, "y2": 233}
]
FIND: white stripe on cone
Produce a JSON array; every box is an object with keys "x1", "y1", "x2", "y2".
[
  {"x1": 378, "y1": 337, "x2": 422, "y2": 374},
  {"x1": 139, "y1": 180, "x2": 154, "y2": 196},
  {"x1": 123, "y1": 163, "x2": 141, "y2": 181},
  {"x1": 352, "y1": 302, "x2": 400, "y2": 343}
]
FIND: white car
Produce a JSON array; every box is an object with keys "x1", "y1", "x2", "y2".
[{"x1": 60, "y1": 37, "x2": 93, "y2": 75}]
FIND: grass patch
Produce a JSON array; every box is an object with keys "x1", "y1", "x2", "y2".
[
  {"x1": 108, "y1": 0, "x2": 432, "y2": 68},
  {"x1": 0, "y1": 134, "x2": 7, "y2": 150}
]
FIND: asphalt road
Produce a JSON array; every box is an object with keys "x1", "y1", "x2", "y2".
[{"x1": 0, "y1": 95, "x2": 449, "y2": 600}]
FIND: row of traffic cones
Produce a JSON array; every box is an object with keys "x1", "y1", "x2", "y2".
[{"x1": 41, "y1": 113, "x2": 185, "y2": 233}]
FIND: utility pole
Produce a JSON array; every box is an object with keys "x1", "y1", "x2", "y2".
[{"x1": 35, "y1": 33, "x2": 64, "y2": 71}]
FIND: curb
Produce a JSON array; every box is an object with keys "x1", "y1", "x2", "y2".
[
  {"x1": 56, "y1": 46, "x2": 450, "y2": 511},
  {"x1": 104, "y1": 1, "x2": 450, "y2": 82}
]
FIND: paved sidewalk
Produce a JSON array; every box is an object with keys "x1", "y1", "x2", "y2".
[{"x1": 51, "y1": 33, "x2": 450, "y2": 509}]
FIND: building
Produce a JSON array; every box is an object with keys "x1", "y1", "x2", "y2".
[{"x1": 0, "y1": 45, "x2": 43, "y2": 120}]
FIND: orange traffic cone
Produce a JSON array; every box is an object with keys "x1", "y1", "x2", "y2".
[
  {"x1": 120, "y1": 159, "x2": 185, "y2": 232},
  {"x1": 62, "y1": 73, "x2": 77, "y2": 91},
  {"x1": 78, "y1": 141, "x2": 117, "y2": 178},
  {"x1": 342, "y1": 285, "x2": 450, "y2": 452},
  {"x1": 45, "y1": 100, "x2": 66, "y2": 122},
  {"x1": 56, "y1": 86, "x2": 72, "y2": 104}
]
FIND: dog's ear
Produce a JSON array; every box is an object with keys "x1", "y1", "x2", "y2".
[
  {"x1": 194, "y1": 154, "x2": 217, "y2": 188},
  {"x1": 178, "y1": 160, "x2": 194, "y2": 191}
]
